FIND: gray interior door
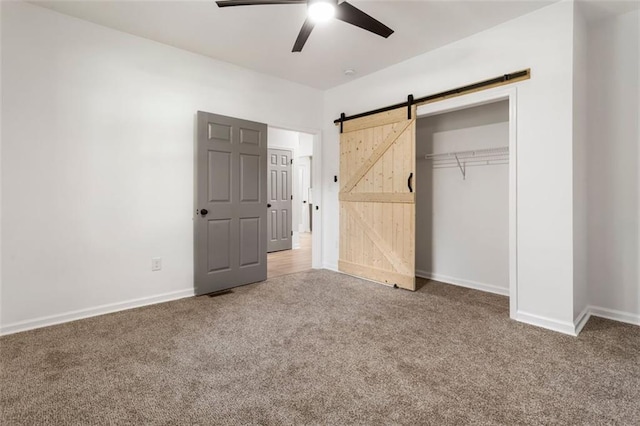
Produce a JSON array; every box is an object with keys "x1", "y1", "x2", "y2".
[
  {"x1": 195, "y1": 111, "x2": 267, "y2": 295},
  {"x1": 267, "y1": 148, "x2": 293, "y2": 252}
]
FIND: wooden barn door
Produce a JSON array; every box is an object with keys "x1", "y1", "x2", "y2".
[{"x1": 339, "y1": 107, "x2": 416, "y2": 290}]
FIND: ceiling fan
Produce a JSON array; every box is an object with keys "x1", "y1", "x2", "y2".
[{"x1": 215, "y1": 0, "x2": 394, "y2": 52}]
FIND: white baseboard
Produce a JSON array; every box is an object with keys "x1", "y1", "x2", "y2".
[
  {"x1": 416, "y1": 270, "x2": 509, "y2": 296},
  {"x1": 573, "y1": 305, "x2": 591, "y2": 335},
  {"x1": 515, "y1": 310, "x2": 578, "y2": 336},
  {"x1": 7, "y1": 280, "x2": 635, "y2": 339},
  {"x1": 589, "y1": 305, "x2": 640, "y2": 326},
  {"x1": 515, "y1": 305, "x2": 638, "y2": 336},
  {"x1": 570, "y1": 305, "x2": 639, "y2": 336},
  {"x1": 0, "y1": 288, "x2": 195, "y2": 336},
  {"x1": 323, "y1": 263, "x2": 339, "y2": 273}
]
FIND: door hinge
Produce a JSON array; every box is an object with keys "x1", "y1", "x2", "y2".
[
  {"x1": 290, "y1": 159, "x2": 293, "y2": 164},
  {"x1": 291, "y1": 195, "x2": 293, "y2": 200},
  {"x1": 291, "y1": 231, "x2": 293, "y2": 236}
]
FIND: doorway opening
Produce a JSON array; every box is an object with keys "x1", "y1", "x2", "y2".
[
  {"x1": 416, "y1": 87, "x2": 518, "y2": 318},
  {"x1": 267, "y1": 127, "x2": 315, "y2": 278}
]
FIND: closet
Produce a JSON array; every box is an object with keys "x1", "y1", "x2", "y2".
[
  {"x1": 415, "y1": 100, "x2": 509, "y2": 294},
  {"x1": 337, "y1": 71, "x2": 525, "y2": 311}
]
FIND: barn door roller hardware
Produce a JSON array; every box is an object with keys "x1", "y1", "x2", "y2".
[
  {"x1": 338, "y1": 112, "x2": 346, "y2": 133},
  {"x1": 335, "y1": 69, "x2": 530, "y2": 132}
]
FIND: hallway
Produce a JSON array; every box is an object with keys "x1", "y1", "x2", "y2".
[{"x1": 267, "y1": 233, "x2": 312, "y2": 278}]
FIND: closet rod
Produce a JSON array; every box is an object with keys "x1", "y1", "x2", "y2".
[
  {"x1": 425, "y1": 146, "x2": 509, "y2": 160},
  {"x1": 433, "y1": 159, "x2": 509, "y2": 168},
  {"x1": 333, "y1": 69, "x2": 530, "y2": 129}
]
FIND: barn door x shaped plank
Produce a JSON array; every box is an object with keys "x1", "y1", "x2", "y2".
[
  {"x1": 344, "y1": 202, "x2": 413, "y2": 276},
  {"x1": 340, "y1": 118, "x2": 414, "y2": 194}
]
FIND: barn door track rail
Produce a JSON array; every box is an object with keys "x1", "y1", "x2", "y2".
[
  {"x1": 334, "y1": 69, "x2": 530, "y2": 132},
  {"x1": 424, "y1": 146, "x2": 509, "y2": 180}
]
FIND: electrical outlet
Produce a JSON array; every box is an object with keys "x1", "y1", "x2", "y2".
[{"x1": 151, "y1": 257, "x2": 162, "y2": 271}]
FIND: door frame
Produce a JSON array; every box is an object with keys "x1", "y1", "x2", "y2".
[
  {"x1": 416, "y1": 86, "x2": 518, "y2": 319},
  {"x1": 267, "y1": 124, "x2": 322, "y2": 269}
]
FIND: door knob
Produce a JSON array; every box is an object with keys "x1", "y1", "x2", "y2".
[
  {"x1": 200, "y1": 209, "x2": 208, "y2": 216},
  {"x1": 267, "y1": 204, "x2": 272, "y2": 208}
]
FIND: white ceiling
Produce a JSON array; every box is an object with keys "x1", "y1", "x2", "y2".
[{"x1": 29, "y1": 0, "x2": 634, "y2": 89}]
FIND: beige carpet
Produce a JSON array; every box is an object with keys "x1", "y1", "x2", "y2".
[{"x1": 1, "y1": 270, "x2": 639, "y2": 425}]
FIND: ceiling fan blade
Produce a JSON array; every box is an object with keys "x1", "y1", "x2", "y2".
[
  {"x1": 292, "y1": 18, "x2": 315, "y2": 52},
  {"x1": 216, "y1": 0, "x2": 306, "y2": 7},
  {"x1": 335, "y1": 1, "x2": 394, "y2": 38}
]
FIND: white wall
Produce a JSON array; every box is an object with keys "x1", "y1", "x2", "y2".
[
  {"x1": 572, "y1": 3, "x2": 589, "y2": 322},
  {"x1": 0, "y1": 1, "x2": 322, "y2": 333},
  {"x1": 416, "y1": 102, "x2": 509, "y2": 295},
  {"x1": 586, "y1": 9, "x2": 640, "y2": 322},
  {"x1": 298, "y1": 133, "x2": 314, "y2": 157},
  {"x1": 324, "y1": 1, "x2": 577, "y2": 330},
  {"x1": 0, "y1": 2, "x2": 4, "y2": 326}
]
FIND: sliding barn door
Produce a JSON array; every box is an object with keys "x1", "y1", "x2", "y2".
[{"x1": 339, "y1": 108, "x2": 416, "y2": 290}]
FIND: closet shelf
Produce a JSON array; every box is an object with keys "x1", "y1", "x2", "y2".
[
  {"x1": 424, "y1": 146, "x2": 509, "y2": 161},
  {"x1": 424, "y1": 146, "x2": 509, "y2": 180}
]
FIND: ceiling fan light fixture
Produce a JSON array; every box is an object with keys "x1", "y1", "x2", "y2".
[
  {"x1": 308, "y1": 0, "x2": 335, "y2": 23},
  {"x1": 216, "y1": 0, "x2": 394, "y2": 53}
]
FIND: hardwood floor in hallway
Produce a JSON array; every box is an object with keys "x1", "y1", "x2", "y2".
[{"x1": 267, "y1": 232, "x2": 312, "y2": 278}]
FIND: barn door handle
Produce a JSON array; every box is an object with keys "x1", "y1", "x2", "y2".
[{"x1": 408, "y1": 172, "x2": 413, "y2": 193}]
